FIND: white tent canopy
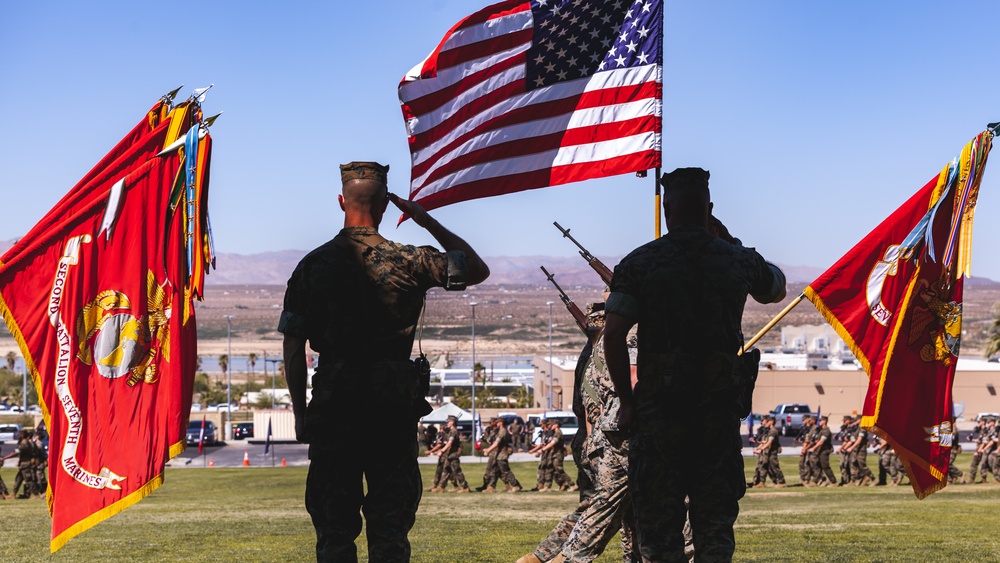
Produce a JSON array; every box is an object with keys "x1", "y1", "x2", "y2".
[{"x1": 420, "y1": 403, "x2": 475, "y2": 424}]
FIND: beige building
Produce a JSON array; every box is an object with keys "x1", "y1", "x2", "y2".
[{"x1": 533, "y1": 354, "x2": 577, "y2": 411}]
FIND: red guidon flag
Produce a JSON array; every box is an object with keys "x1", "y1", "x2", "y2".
[
  {"x1": 804, "y1": 129, "x2": 993, "y2": 498},
  {"x1": 398, "y1": 0, "x2": 662, "y2": 214},
  {"x1": 0, "y1": 95, "x2": 214, "y2": 551}
]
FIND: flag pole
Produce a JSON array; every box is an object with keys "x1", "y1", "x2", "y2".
[
  {"x1": 739, "y1": 294, "x2": 804, "y2": 355},
  {"x1": 654, "y1": 167, "x2": 662, "y2": 238}
]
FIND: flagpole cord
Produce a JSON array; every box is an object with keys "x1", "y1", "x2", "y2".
[{"x1": 738, "y1": 294, "x2": 804, "y2": 355}]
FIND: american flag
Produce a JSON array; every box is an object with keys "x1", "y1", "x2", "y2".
[{"x1": 399, "y1": 0, "x2": 662, "y2": 212}]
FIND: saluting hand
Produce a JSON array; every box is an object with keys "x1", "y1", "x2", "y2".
[{"x1": 389, "y1": 193, "x2": 433, "y2": 229}]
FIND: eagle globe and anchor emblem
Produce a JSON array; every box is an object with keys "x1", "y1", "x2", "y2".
[{"x1": 76, "y1": 271, "x2": 172, "y2": 386}]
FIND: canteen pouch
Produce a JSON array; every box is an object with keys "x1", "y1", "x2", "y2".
[{"x1": 412, "y1": 353, "x2": 433, "y2": 418}]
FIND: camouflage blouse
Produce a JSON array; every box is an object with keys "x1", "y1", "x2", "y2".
[{"x1": 279, "y1": 226, "x2": 467, "y2": 362}]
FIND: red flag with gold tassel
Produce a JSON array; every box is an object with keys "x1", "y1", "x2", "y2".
[
  {"x1": 0, "y1": 93, "x2": 214, "y2": 551},
  {"x1": 804, "y1": 129, "x2": 992, "y2": 498}
]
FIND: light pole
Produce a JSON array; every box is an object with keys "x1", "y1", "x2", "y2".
[
  {"x1": 266, "y1": 358, "x2": 282, "y2": 409},
  {"x1": 547, "y1": 301, "x2": 554, "y2": 411},
  {"x1": 223, "y1": 315, "x2": 234, "y2": 440},
  {"x1": 470, "y1": 301, "x2": 477, "y2": 446}
]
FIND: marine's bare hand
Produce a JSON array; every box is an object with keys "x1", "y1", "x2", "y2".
[
  {"x1": 389, "y1": 193, "x2": 433, "y2": 228},
  {"x1": 616, "y1": 401, "x2": 635, "y2": 434}
]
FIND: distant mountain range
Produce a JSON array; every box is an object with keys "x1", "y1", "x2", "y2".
[{"x1": 2, "y1": 238, "x2": 997, "y2": 288}]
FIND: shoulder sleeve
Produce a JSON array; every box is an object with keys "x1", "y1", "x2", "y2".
[
  {"x1": 743, "y1": 247, "x2": 785, "y2": 304},
  {"x1": 606, "y1": 255, "x2": 640, "y2": 319},
  {"x1": 277, "y1": 257, "x2": 313, "y2": 338},
  {"x1": 408, "y1": 245, "x2": 469, "y2": 291}
]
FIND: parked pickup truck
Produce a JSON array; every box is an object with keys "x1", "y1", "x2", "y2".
[{"x1": 769, "y1": 404, "x2": 815, "y2": 436}]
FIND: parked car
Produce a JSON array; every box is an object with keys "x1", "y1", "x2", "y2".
[
  {"x1": 530, "y1": 411, "x2": 579, "y2": 445},
  {"x1": 233, "y1": 422, "x2": 254, "y2": 440},
  {"x1": 185, "y1": 420, "x2": 218, "y2": 446},
  {"x1": 0, "y1": 424, "x2": 24, "y2": 443},
  {"x1": 770, "y1": 403, "x2": 815, "y2": 436}
]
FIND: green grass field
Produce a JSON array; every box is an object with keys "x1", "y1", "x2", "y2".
[{"x1": 2, "y1": 454, "x2": 1000, "y2": 562}]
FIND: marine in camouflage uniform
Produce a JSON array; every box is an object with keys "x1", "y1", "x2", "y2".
[
  {"x1": 749, "y1": 423, "x2": 769, "y2": 487},
  {"x1": 522, "y1": 316, "x2": 644, "y2": 563},
  {"x1": 603, "y1": 168, "x2": 787, "y2": 562},
  {"x1": 529, "y1": 420, "x2": 553, "y2": 491},
  {"x1": 441, "y1": 416, "x2": 470, "y2": 492},
  {"x1": 978, "y1": 419, "x2": 998, "y2": 482},
  {"x1": 521, "y1": 321, "x2": 603, "y2": 563},
  {"x1": 948, "y1": 428, "x2": 965, "y2": 483},
  {"x1": 755, "y1": 417, "x2": 785, "y2": 487},
  {"x1": 477, "y1": 419, "x2": 498, "y2": 492},
  {"x1": 797, "y1": 415, "x2": 815, "y2": 485},
  {"x1": 490, "y1": 419, "x2": 521, "y2": 492},
  {"x1": 836, "y1": 417, "x2": 855, "y2": 486},
  {"x1": 544, "y1": 420, "x2": 576, "y2": 491},
  {"x1": 808, "y1": 416, "x2": 837, "y2": 486},
  {"x1": 31, "y1": 433, "x2": 46, "y2": 497},
  {"x1": 845, "y1": 417, "x2": 875, "y2": 486},
  {"x1": 426, "y1": 429, "x2": 453, "y2": 492},
  {"x1": 966, "y1": 419, "x2": 988, "y2": 483},
  {"x1": 5, "y1": 431, "x2": 36, "y2": 499},
  {"x1": 279, "y1": 161, "x2": 488, "y2": 563},
  {"x1": 0, "y1": 444, "x2": 11, "y2": 499},
  {"x1": 509, "y1": 418, "x2": 525, "y2": 453}
]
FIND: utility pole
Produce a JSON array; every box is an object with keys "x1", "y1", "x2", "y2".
[
  {"x1": 547, "y1": 301, "x2": 554, "y2": 411},
  {"x1": 223, "y1": 315, "x2": 234, "y2": 441},
  {"x1": 470, "y1": 301, "x2": 478, "y2": 446}
]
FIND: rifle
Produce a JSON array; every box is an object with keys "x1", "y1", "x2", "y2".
[
  {"x1": 540, "y1": 266, "x2": 590, "y2": 336},
  {"x1": 553, "y1": 222, "x2": 614, "y2": 286}
]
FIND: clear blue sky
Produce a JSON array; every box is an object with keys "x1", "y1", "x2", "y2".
[{"x1": 3, "y1": 1, "x2": 1000, "y2": 280}]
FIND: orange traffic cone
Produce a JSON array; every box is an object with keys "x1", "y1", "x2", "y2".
[
  {"x1": 243, "y1": 451, "x2": 250, "y2": 466},
  {"x1": 209, "y1": 459, "x2": 215, "y2": 467},
  {"x1": 281, "y1": 458, "x2": 287, "y2": 467}
]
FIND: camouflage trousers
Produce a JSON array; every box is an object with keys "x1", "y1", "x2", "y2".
[
  {"x1": 561, "y1": 431, "x2": 639, "y2": 562},
  {"x1": 816, "y1": 450, "x2": 836, "y2": 484},
  {"x1": 535, "y1": 432, "x2": 641, "y2": 563},
  {"x1": 804, "y1": 451, "x2": 821, "y2": 483},
  {"x1": 798, "y1": 453, "x2": 810, "y2": 482},
  {"x1": 482, "y1": 451, "x2": 499, "y2": 488},
  {"x1": 551, "y1": 448, "x2": 575, "y2": 488},
  {"x1": 445, "y1": 454, "x2": 468, "y2": 489},
  {"x1": 13, "y1": 462, "x2": 36, "y2": 498},
  {"x1": 969, "y1": 451, "x2": 984, "y2": 481},
  {"x1": 849, "y1": 449, "x2": 875, "y2": 482},
  {"x1": 496, "y1": 449, "x2": 521, "y2": 488},
  {"x1": 947, "y1": 448, "x2": 963, "y2": 483},
  {"x1": 764, "y1": 450, "x2": 785, "y2": 484},
  {"x1": 0, "y1": 469, "x2": 8, "y2": 496},
  {"x1": 305, "y1": 420, "x2": 420, "y2": 563},
  {"x1": 433, "y1": 455, "x2": 454, "y2": 488},
  {"x1": 982, "y1": 449, "x2": 997, "y2": 480},
  {"x1": 987, "y1": 451, "x2": 1000, "y2": 482},
  {"x1": 879, "y1": 451, "x2": 903, "y2": 484},
  {"x1": 630, "y1": 385, "x2": 745, "y2": 563},
  {"x1": 34, "y1": 462, "x2": 47, "y2": 495},
  {"x1": 752, "y1": 452, "x2": 767, "y2": 485},
  {"x1": 839, "y1": 451, "x2": 852, "y2": 484},
  {"x1": 536, "y1": 452, "x2": 553, "y2": 488}
]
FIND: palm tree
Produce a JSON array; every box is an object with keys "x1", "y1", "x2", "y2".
[
  {"x1": 247, "y1": 352, "x2": 257, "y2": 397},
  {"x1": 5, "y1": 351, "x2": 15, "y2": 372},
  {"x1": 219, "y1": 354, "x2": 228, "y2": 387}
]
